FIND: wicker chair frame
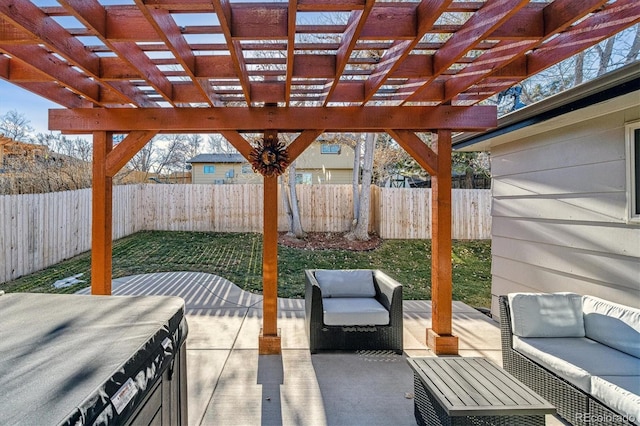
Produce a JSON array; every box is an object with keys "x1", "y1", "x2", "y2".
[
  {"x1": 305, "y1": 269, "x2": 403, "y2": 354},
  {"x1": 499, "y1": 295, "x2": 637, "y2": 426}
]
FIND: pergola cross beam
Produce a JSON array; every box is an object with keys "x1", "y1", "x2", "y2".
[{"x1": 48, "y1": 105, "x2": 498, "y2": 133}]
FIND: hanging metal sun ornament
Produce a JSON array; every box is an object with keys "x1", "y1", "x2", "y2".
[{"x1": 249, "y1": 134, "x2": 290, "y2": 177}]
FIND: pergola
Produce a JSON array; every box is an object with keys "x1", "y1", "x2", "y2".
[{"x1": 1, "y1": 0, "x2": 638, "y2": 355}]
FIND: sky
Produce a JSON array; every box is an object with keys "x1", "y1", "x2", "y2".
[{"x1": 0, "y1": 79, "x2": 60, "y2": 135}]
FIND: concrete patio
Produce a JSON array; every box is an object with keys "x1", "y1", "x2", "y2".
[{"x1": 85, "y1": 271, "x2": 566, "y2": 426}]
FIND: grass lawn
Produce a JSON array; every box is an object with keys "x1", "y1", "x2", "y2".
[{"x1": 1, "y1": 231, "x2": 492, "y2": 308}]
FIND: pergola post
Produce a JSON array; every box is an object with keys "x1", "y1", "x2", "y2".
[
  {"x1": 91, "y1": 131, "x2": 113, "y2": 295},
  {"x1": 427, "y1": 130, "x2": 459, "y2": 355},
  {"x1": 259, "y1": 130, "x2": 282, "y2": 355}
]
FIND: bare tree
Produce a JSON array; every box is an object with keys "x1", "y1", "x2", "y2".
[
  {"x1": 595, "y1": 37, "x2": 617, "y2": 77},
  {"x1": 625, "y1": 26, "x2": 640, "y2": 64},
  {"x1": 128, "y1": 139, "x2": 157, "y2": 180},
  {"x1": 154, "y1": 134, "x2": 189, "y2": 175},
  {"x1": 282, "y1": 160, "x2": 306, "y2": 238},
  {"x1": 351, "y1": 134, "x2": 362, "y2": 220},
  {"x1": 281, "y1": 168, "x2": 294, "y2": 233},
  {"x1": 207, "y1": 134, "x2": 235, "y2": 153},
  {"x1": 37, "y1": 132, "x2": 93, "y2": 162},
  {"x1": 372, "y1": 133, "x2": 421, "y2": 187},
  {"x1": 519, "y1": 26, "x2": 640, "y2": 106},
  {"x1": 0, "y1": 110, "x2": 35, "y2": 142},
  {"x1": 185, "y1": 134, "x2": 204, "y2": 160},
  {"x1": 347, "y1": 132, "x2": 375, "y2": 241},
  {"x1": 0, "y1": 148, "x2": 92, "y2": 195},
  {"x1": 574, "y1": 51, "x2": 585, "y2": 86}
]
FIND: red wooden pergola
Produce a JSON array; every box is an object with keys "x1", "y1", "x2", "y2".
[{"x1": 2, "y1": 0, "x2": 638, "y2": 355}]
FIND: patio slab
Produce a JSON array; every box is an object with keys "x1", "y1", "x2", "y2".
[{"x1": 91, "y1": 272, "x2": 567, "y2": 426}]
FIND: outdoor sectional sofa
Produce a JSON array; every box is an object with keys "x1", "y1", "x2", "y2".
[
  {"x1": 500, "y1": 293, "x2": 640, "y2": 426},
  {"x1": 304, "y1": 269, "x2": 403, "y2": 354}
]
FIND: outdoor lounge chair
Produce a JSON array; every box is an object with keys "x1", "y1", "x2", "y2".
[{"x1": 304, "y1": 269, "x2": 403, "y2": 354}]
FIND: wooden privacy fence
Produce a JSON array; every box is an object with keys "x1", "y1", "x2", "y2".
[
  {"x1": 373, "y1": 187, "x2": 492, "y2": 239},
  {"x1": 0, "y1": 184, "x2": 491, "y2": 283}
]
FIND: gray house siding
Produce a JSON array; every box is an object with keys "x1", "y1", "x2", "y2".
[{"x1": 488, "y1": 102, "x2": 640, "y2": 316}]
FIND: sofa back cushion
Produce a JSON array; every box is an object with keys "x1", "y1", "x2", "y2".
[
  {"x1": 583, "y1": 295, "x2": 640, "y2": 358},
  {"x1": 314, "y1": 270, "x2": 376, "y2": 298},
  {"x1": 508, "y1": 292, "x2": 585, "y2": 338}
]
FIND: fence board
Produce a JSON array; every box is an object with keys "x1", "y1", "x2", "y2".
[
  {"x1": 377, "y1": 188, "x2": 431, "y2": 239},
  {"x1": 0, "y1": 184, "x2": 491, "y2": 283}
]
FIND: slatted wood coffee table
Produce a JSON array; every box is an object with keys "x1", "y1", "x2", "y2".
[{"x1": 407, "y1": 357, "x2": 555, "y2": 426}]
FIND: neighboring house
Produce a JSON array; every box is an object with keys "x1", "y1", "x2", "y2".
[
  {"x1": 187, "y1": 153, "x2": 261, "y2": 184},
  {"x1": 293, "y1": 141, "x2": 355, "y2": 184},
  {"x1": 187, "y1": 141, "x2": 355, "y2": 184},
  {"x1": 453, "y1": 64, "x2": 639, "y2": 317}
]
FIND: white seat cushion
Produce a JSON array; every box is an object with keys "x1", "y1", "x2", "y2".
[
  {"x1": 513, "y1": 336, "x2": 640, "y2": 392},
  {"x1": 591, "y1": 375, "x2": 640, "y2": 421},
  {"x1": 315, "y1": 270, "x2": 376, "y2": 298},
  {"x1": 322, "y1": 298, "x2": 389, "y2": 326}
]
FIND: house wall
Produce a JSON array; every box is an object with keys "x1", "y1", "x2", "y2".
[
  {"x1": 295, "y1": 142, "x2": 355, "y2": 169},
  {"x1": 489, "y1": 101, "x2": 640, "y2": 316},
  {"x1": 296, "y1": 168, "x2": 353, "y2": 184},
  {"x1": 293, "y1": 142, "x2": 354, "y2": 184},
  {"x1": 191, "y1": 162, "x2": 262, "y2": 184}
]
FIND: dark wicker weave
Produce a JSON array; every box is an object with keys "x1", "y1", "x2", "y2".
[
  {"x1": 499, "y1": 295, "x2": 638, "y2": 426},
  {"x1": 304, "y1": 269, "x2": 403, "y2": 354},
  {"x1": 413, "y1": 374, "x2": 546, "y2": 426}
]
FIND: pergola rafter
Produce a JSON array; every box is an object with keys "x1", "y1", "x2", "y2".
[
  {"x1": 321, "y1": 0, "x2": 374, "y2": 106},
  {"x1": 3, "y1": 0, "x2": 635, "y2": 107},
  {"x1": 133, "y1": 0, "x2": 221, "y2": 106},
  {"x1": 404, "y1": 0, "x2": 531, "y2": 104},
  {"x1": 362, "y1": 0, "x2": 453, "y2": 104},
  {"x1": 1, "y1": 0, "x2": 638, "y2": 356},
  {"x1": 212, "y1": 0, "x2": 252, "y2": 105}
]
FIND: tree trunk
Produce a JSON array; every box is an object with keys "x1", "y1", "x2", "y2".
[
  {"x1": 463, "y1": 170, "x2": 473, "y2": 189},
  {"x1": 625, "y1": 26, "x2": 640, "y2": 64},
  {"x1": 281, "y1": 169, "x2": 294, "y2": 234},
  {"x1": 288, "y1": 162, "x2": 305, "y2": 238},
  {"x1": 574, "y1": 51, "x2": 585, "y2": 86},
  {"x1": 351, "y1": 135, "x2": 363, "y2": 223},
  {"x1": 596, "y1": 37, "x2": 615, "y2": 76},
  {"x1": 347, "y1": 132, "x2": 375, "y2": 241}
]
